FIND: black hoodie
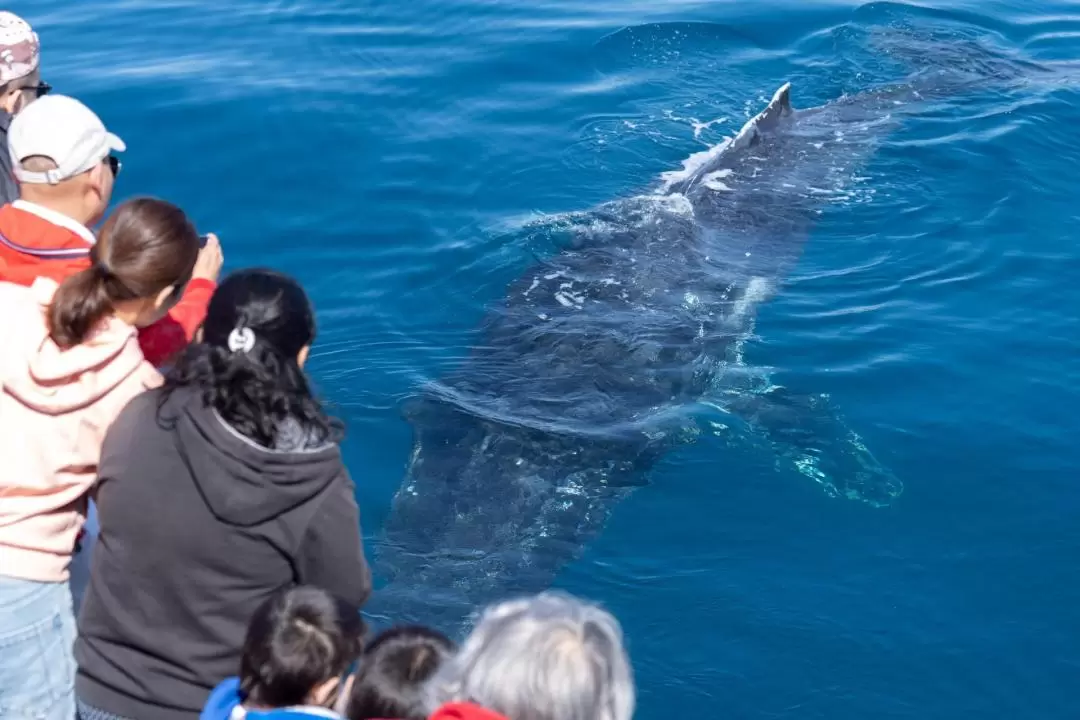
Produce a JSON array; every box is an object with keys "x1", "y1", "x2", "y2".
[{"x1": 74, "y1": 386, "x2": 371, "y2": 720}]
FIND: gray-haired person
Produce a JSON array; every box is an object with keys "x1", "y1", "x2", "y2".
[{"x1": 425, "y1": 592, "x2": 635, "y2": 720}]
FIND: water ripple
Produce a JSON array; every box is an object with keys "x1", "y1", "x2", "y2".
[{"x1": 23, "y1": 0, "x2": 1080, "y2": 716}]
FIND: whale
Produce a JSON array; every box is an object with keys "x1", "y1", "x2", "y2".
[
  {"x1": 363, "y1": 79, "x2": 912, "y2": 629},
  {"x1": 362, "y1": 40, "x2": 1038, "y2": 629}
]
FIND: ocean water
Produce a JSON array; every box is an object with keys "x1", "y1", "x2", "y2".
[{"x1": 20, "y1": 0, "x2": 1080, "y2": 718}]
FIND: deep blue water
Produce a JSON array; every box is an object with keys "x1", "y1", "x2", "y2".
[{"x1": 21, "y1": 0, "x2": 1080, "y2": 717}]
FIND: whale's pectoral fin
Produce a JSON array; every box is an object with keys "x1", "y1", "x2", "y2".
[
  {"x1": 723, "y1": 386, "x2": 825, "y2": 443},
  {"x1": 725, "y1": 387, "x2": 903, "y2": 507}
]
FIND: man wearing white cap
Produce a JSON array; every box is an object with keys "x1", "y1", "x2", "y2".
[
  {"x1": 0, "y1": 94, "x2": 126, "y2": 275},
  {"x1": 0, "y1": 10, "x2": 50, "y2": 204},
  {"x1": 0, "y1": 94, "x2": 223, "y2": 366}
]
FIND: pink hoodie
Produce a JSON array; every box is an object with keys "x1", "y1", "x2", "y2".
[{"x1": 0, "y1": 277, "x2": 161, "y2": 582}]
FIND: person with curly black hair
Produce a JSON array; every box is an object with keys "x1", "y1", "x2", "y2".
[{"x1": 74, "y1": 268, "x2": 371, "y2": 720}]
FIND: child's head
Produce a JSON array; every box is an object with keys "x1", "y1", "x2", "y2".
[
  {"x1": 345, "y1": 626, "x2": 456, "y2": 720},
  {"x1": 240, "y1": 586, "x2": 366, "y2": 710}
]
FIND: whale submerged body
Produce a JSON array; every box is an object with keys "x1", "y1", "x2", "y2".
[{"x1": 367, "y1": 69, "x2": 972, "y2": 628}]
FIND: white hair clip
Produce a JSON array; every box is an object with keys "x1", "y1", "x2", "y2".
[{"x1": 227, "y1": 327, "x2": 256, "y2": 353}]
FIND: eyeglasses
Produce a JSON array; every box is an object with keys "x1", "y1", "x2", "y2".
[
  {"x1": 106, "y1": 155, "x2": 122, "y2": 177},
  {"x1": 22, "y1": 81, "x2": 51, "y2": 99}
]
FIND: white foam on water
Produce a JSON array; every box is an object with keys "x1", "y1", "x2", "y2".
[
  {"x1": 730, "y1": 276, "x2": 772, "y2": 324},
  {"x1": 496, "y1": 209, "x2": 622, "y2": 239},
  {"x1": 659, "y1": 138, "x2": 734, "y2": 192},
  {"x1": 553, "y1": 290, "x2": 585, "y2": 308},
  {"x1": 692, "y1": 116, "x2": 729, "y2": 139},
  {"x1": 662, "y1": 109, "x2": 728, "y2": 139},
  {"x1": 554, "y1": 292, "x2": 576, "y2": 308},
  {"x1": 702, "y1": 168, "x2": 735, "y2": 192}
]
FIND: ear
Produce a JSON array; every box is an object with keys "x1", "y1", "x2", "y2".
[
  {"x1": 308, "y1": 676, "x2": 341, "y2": 707},
  {"x1": 333, "y1": 673, "x2": 356, "y2": 715},
  {"x1": 0, "y1": 87, "x2": 19, "y2": 115},
  {"x1": 297, "y1": 344, "x2": 311, "y2": 368},
  {"x1": 86, "y1": 162, "x2": 106, "y2": 197},
  {"x1": 154, "y1": 284, "x2": 178, "y2": 311}
]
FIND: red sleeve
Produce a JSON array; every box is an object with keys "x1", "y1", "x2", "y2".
[{"x1": 137, "y1": 278, "x2": 216, "y2": 367}]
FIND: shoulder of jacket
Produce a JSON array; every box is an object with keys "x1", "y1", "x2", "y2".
[
  {"x1": 102, "y1": 377, "x2": 163, "y2": 433},
  {"x1": 297, "y1": 466, "x2": 355, "y2": 538}
]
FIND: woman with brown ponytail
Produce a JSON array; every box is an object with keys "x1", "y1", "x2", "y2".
[{"x1": 0, "y1": 197, "x2": 200, "y2": 720}]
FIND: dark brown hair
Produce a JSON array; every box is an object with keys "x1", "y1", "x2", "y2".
[
  {"x1": 345, "y1": 625, "x2": 455, "y2": 720},
  {"x1": 240, "y1": 586, "x2": 366, "y2": 709},
  {"x1": 48, "y1": 197, "x2": 200, "y2": 349}
]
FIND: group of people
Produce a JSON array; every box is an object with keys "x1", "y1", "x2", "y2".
[{"x1": 0, "y1": 10, "x2": 637, "y2": 720}]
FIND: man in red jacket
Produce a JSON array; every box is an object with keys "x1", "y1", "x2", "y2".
[{"x1": 0, "y1": 93, "x2": 222, "y2": 366}]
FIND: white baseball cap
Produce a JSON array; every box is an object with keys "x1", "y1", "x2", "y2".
[{"x1": 8, "y1": 95, "x2": 126, "y2": 185}]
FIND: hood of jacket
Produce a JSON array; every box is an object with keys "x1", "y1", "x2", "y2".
[
  {"x1": 1, "y1": 278, "x2": 155, "y2": 414},
  {"x1": 163, "y1": 385, "x2": 344, "y2": 527},
  {"x1": 430, "y1": 703, "x2": 510, "y2": 720}
]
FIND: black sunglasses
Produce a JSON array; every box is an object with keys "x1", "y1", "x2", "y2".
[
  {"x1": 22, "y1": 81, "x2": 51, "y2": 99},
  {"x1": 106, "y1": 155, "x2": 122, "y2": 177}
]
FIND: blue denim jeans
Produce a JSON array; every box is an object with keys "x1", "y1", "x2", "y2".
[{"x1": 0, "y1": 575, "x2": 77, "y2": 720}]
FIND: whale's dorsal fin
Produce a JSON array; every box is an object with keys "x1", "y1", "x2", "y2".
[
  {"x1": 758, "y1": 82, "x2": 793, "y2": 129},
  {"x1": 664, "y1": 82, "x2": 795, "y2": 196},
  {"x1": 730, "y1": 82, "x2": 794, "y2": 151}
]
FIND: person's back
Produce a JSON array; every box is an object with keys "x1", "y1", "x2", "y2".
[
  {"x1": 0, "y1": 279, "x2": 158, "y2": 580},
  {"x1": 0, "y1": 197, "x2": 201, "y2": 720},
  {"x1": 76, "y1": 269, "x2": 372, "y2": 720}
]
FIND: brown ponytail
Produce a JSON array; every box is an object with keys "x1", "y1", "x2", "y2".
[{"x1": 48, "y1": 197, "x2": 201, "y2": 349}]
